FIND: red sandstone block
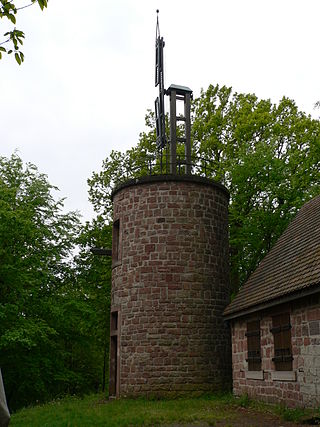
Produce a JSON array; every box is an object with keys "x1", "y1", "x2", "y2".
[
  {"x1": 304, "y1": 337, "x2": 311, "y2": 346},
  {"x1": 265, "y1": 347, "x2": 272, "y2": 358},
  {"x1": 147, "y1": 196, "x2": 157, "y2": 203},
  {"x1": 295, "y1": 315, "x2": 302, "y2": 325},
  {"x1": 307, "y1": 309, "x2": 320, "y2": 321}
]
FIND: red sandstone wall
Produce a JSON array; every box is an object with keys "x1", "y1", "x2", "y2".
[
  {"x1": 111, "y1": 177, "x2": 231, "y2": 397},
  {"x1": 232, "y1": 297, "x2": 320, "y2": 408}
]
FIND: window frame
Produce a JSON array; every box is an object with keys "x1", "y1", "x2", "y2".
[
  {"x1": 112, "y1": 218, "x2": 121, "y2": 266},
  {"x1": 109, "y1": 309, "x2": 120, "y2": 397},
  {"x1": 246, "y1": 319, "x2": 262, "y2": 371},
  {"x1": 271, "y1": 312, "x2": 293, "y2": 371}
]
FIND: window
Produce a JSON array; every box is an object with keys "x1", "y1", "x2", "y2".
[
  {"x1": 109, "y1": 310, "x2": 119, "y2": 397},
  {"x1": 271, "y1": 313, "x2": 293, "y2": 371},
  {"x1": 112, "y1": 219, "x2": 120, "y2": 264},
  {"x1": 246, "y1": 320, "x2": 261, "y2": 371},
  {"x1": 111, "y1": 311, "x2": 118, "y2": 333}
]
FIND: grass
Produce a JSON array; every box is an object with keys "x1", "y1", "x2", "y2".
[
  {"x1": 276, "y1": 405, "x2": 308, "y2": 423},
  {"x1": 10, "y1": 393, "x2": 235, "y2": 427},
  {"x1": 234, "y1": 395, "x2": 320, "y2": 424},
  {"x1": 10, "y1": 392, "x2": 318, "y2": 426}
]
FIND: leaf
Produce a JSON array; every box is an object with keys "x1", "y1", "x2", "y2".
[
  {"x1": 15, "y1": 52, "x2": 21, "y2": 65},
  {"x1": 15, "y1": 30, "x2": 25, "y2": 38},
  {"x1": 37, "y1": 0, "x2": 44, "y2": 10},
  {"x1": 8, "y1": 13, "x2": 16, "y2": 24},
  {"x1": 0, "y1": 47, "x2": 6, "y2": 52}
]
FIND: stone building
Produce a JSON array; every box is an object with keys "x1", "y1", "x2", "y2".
[
  {"x1": 107, "y1": 25, "x2": 234, "y2": 399},
  {"x1": 224, "y1": 195, "x2": 320, "y2": 408},
  {"x1": 109, "y1": 174, "x2": 232, "y2": 398}
]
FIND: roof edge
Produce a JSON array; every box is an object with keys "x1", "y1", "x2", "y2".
[{"x1": 224, "y1": 283, "x2": 320, "y2": 320}]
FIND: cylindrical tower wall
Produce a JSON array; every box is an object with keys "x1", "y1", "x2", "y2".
[{"x1": 110, "y1": 175, "x2": 231, "y2": 397}]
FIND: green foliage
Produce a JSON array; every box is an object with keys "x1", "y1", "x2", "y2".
[
  {"x1": 0, "y1": 0, "x2": 47, "y2": 64},
  {"x1": 88, "y1": 84, "x2": 320, "y2": 292},
  {"x1": 192, "y1": 84, "x2": 320, "y2": 289},
  {"x1": 235, "y1": 393, "x2": 250, "y2": 408},
  {"x1": 0, "y1": 153, "x2": 107, "y2": 411},
  {"x1": 73, "y1": 217, "x2": 113, "y2": 393},
  {"x1": 88, "y1": 114, "x2": 158, "y2": 221},
  {"x1": 276, "y1": 404, "x2": 308, "y2": 422}
]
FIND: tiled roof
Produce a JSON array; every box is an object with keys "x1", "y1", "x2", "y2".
[{"x1": 224, "y1": 195, "x2": 320, "y2": 318}]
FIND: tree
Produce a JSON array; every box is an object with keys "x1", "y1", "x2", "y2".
[
  {"x1": 74, "y1": 217, "x2": 112, "y2": 392},
  {"x1": 0, "y1": 153, "x2": 86, "y2": 410},
  {"x1": 88, "y1": 84, "x2": 320, "y2": 293},
  {"x1": 88, "y1": 111, "x2": 162, "y2": 221},
  {"x1": 0, "y1": 0, "x2": 48, "y2": 64},
  {"x1": 192, "y1": 85, "x2": 320, "y2": 289}
]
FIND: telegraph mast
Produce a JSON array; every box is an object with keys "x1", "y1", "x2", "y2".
[
  {"x1": 154, "y1": 10, "x2": 166, "y2": 150},
  {"x1": 154, "y1": 10, "x2": 193, "y2": 174}
]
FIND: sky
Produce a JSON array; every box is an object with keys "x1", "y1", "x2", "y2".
[{"x1": 1, "y1": 0, "x2": 320, "y2": 222}]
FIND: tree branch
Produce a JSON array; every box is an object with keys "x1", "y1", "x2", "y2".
[
  {"x1": 0, "y1": 38, "x2": 10, "y2": 46},
  {"x1": 16, "y1": 3, "x2": 35, "y2": 11}
]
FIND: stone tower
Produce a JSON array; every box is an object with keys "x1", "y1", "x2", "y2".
[
  {"x1": 108, "y1": 19, "x2": 231, "y2": 397},
  {"x1": 109, "y1": 173, "x2": 231, "y2": 397}
]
